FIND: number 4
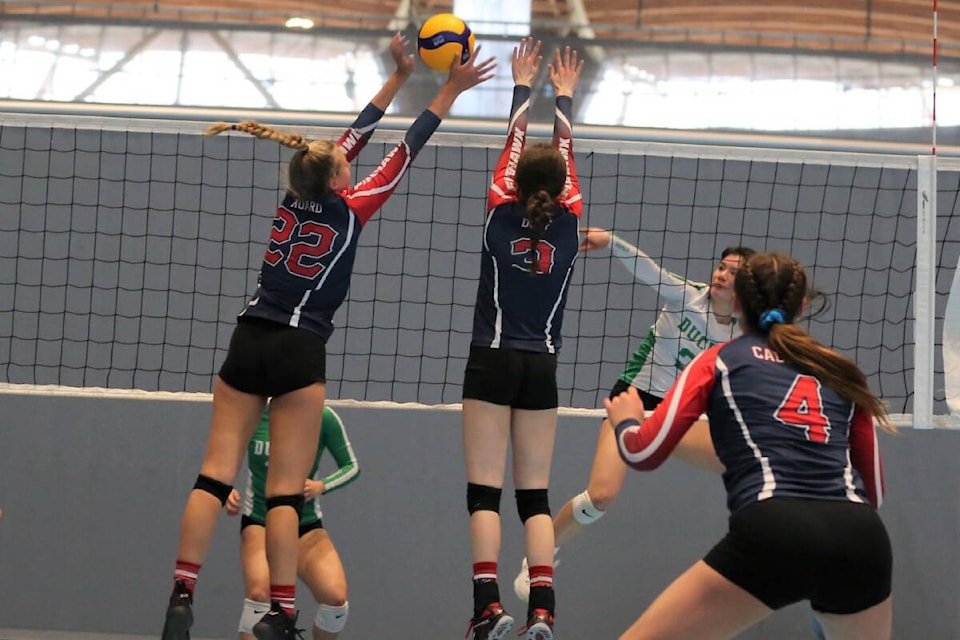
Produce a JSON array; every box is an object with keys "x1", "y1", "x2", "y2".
[{"x1": 775, "y1": 375, "x2": 831, "y2": 443}]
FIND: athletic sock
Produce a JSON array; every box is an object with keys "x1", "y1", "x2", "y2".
[
  {"x1": 528, "y1": 564, "x2": 555, "y2": 616},
  {"x1": 270, "y1": 584, "x2": 296, "y2": 617},
  {"x1": 174, "y1": 560, "x2": 201, "y2": 595},
  {"x1": 472, "y1": 561, "x2": 499, "y2": 617}
]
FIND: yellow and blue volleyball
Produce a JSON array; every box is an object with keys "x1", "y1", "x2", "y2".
[{"x1": 417, "y1": 13, "x2": 475, "y2": 72}]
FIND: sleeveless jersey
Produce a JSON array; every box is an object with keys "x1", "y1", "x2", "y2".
[
  {"x1": 242, "y1": 405, "x2": 359, "y2": 525},
  {"x1": 241, "y1": 104, "x2": 443, "y2": 340},
  {"x1": 610, "y1": 234, "x2": 741, "y2": 397},
  {"x1": 470, "y1": 85, "x2": 583, "y2": 353},
  {"x1": 614, "y1": 334, "x2": 884, "y2": 514}
]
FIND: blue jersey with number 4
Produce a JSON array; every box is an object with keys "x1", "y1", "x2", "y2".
[{"x1": 615, "y1": 334, "x2": 884, "y2": 514}]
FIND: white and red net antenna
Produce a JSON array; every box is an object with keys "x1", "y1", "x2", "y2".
[{"x1": 933, "y1": 0, "x2": 939, "y2": 155}]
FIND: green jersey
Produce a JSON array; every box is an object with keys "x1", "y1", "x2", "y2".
[
  {"x1": 609, "y1": 234, "x2": 741, "y2": 397},
  {"x1": 242, "y1": 406, "x2": 359, "y2": 525}
]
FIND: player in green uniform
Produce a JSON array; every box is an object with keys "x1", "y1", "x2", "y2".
[{"x1": 226, "y1": 405, "x2": 358, "y2": 640}]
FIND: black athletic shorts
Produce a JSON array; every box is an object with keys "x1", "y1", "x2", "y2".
[
  {"x1": 462, "y1": 346, "x2": 558, "y2": 410},
  {"x1": 219, "y1": 316, "x2": 327, "y2": 397},
  {"x1": 608, "y1": 379, "x2": 663, "y2": 411},
  {"x1": 704, "y1": 497, "x2": 892, "y2": 614},
  {"x1": 240, "y1": 514, "x2": 324, "y2": 538}
]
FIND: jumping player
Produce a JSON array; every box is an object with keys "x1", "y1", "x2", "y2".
[
  {"x1": 461, "y1": 39, "x2": 583, "y2": 640},
  {"x1": 160, "y1": 34, "x2": 496, "y2": 640},
  {"x1": 515, "y1": 230, "x2": 754, "y2": 601},
  {"x1": 607, "y1": 251, "x2": 893, "y2": 640},
  {"x1": 227, "y1": 405, "x2": 358, "y2": 640}
]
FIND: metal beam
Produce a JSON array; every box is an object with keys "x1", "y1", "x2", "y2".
[
  {"x1": 567, "y1": 0, "x2": 606, "y2": 64},
  {"x1": 73, "y1": 28, "x2": 162, "y2": 101},
  {"x1": 209, "y1": 30, "x2": 280, "y2": 109}
]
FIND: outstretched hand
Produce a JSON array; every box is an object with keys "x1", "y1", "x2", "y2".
[
  {"x1": 390, "y1": 32, "x2": 416, "y2": 80},
  {"x1": 604, "y1": 385, "x2": 645, "y2": 429},
  {"x1": 549, "y1": 46, "x2": 584, "y2": 98},
  {"x1": 446, "y1": 44, "x2": 497, "y2": 93},
  {"x1": 512, "y1": 37, "x2": 542, "y2": 86},
  {"x1": 579, "y1": 227, "x2": 613, "y2": 252}
]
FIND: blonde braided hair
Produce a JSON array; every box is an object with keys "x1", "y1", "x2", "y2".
[{"x1": 205, "y1": 121, "x2": 339, "y2": 199}]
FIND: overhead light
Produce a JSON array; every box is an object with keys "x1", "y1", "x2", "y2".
[{"x1": 285, "y1": 17, "x2": 314, "y2": 29}]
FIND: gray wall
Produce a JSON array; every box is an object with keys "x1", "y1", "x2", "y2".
[{"x1": 0, "y1": 393, "x2": 957, "y2": 639}]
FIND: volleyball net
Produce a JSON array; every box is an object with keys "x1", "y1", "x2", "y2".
[{"x1": 1, "y1": 108, "x2": 958, "y2": 424}]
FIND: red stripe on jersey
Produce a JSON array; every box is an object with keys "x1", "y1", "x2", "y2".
[
  {"x1": 553, "y1": 109, "x2": 582, "y2": 217},
  {"x1": 337, "y1": 126, "x2": 370, "y2": 162},
  {"x1": 342, "y1": 141, "x2": 412, "y2": 225},
  {"x1": 618, "y1": 346, "x2": 720, "y2": 470},
  {"x1": 488, "y1": 110, "x2": 527, "y2": 211},
  {"x1": 848, "y1": 407, "x2": 884, "y2": 508}
]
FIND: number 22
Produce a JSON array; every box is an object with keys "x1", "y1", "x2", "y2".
[
  {"x1": 265, "y1": 208, "x2": 337, "y2": 279},
  {"x1": 775, "y1": 375, "x2": 831, "y2": 443}
]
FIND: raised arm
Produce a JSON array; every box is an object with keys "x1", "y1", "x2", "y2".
[
  {"x1": 580, "y1": 227, "x2": 699, "y2": 304},
  {"x1": 338, "y1": 33, "x2": 416, "y2": 161},
  {"x1": 345, "y1": 48, "x2": 495, "y2": 222},
  {"x1": 489, "y1": 38, "x2": 540, "y2": 209},
  {"x1": 369, "y1": 32, "x2": 416, "y2": 111},
  {"x1": 549, "y1": 46, "x2": 584, "y2": 215}
]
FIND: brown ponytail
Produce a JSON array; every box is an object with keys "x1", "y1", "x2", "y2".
[
  {"x1": 736, "y1": 253, "x2": 894, "y2": 433},
  {"x1": 515, "y1": 144, "x2": 567, "y2": 273}
]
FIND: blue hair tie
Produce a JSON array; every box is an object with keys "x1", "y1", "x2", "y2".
[{"x1": 758, "y1": 308, "x2": 786, "y2": 332}]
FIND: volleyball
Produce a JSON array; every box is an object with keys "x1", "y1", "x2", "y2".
[{"x1": 417, "y1": 13, "x2": 475, "y2": 72}]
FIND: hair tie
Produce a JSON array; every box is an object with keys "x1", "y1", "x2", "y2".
[{"x1": 758, "y1": 308, "x2": 786, "y2": 332}]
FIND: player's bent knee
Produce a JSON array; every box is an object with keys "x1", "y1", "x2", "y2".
[
  {"x1": 193, "y1": 474, "x2": 232, "y2": 505},
  {"x1": 238, "y1": 598, "x2": 271, "y2": 634},
  {"x1": 315, "y1": 601, "x2": 349, "y2": 633},
  {"x1": 516, "y1": 488, "x2": 550, "y2": 523},
  {"x1": 467, "y1": 483, "x2": 502, "y2": 515},
  {"x1": 266, "y1": 493, "x2": 304, "y2": 516},
  {"x1": 572, "y1": 489, "x2": 606, "y2": 525}
]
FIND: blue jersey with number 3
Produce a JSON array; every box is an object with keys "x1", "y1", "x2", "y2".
[{"x1": 471, "y1": 85, "x2": 583, "y2": 354}]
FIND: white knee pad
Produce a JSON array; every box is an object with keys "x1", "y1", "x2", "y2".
[
  {"x1": 315, "y1": 601, "x2": 349, "y2": 633},
  {"x1": 572, "y1": 489, "x2": 605, "y2": 525},
  {"x1": 238, "y1": 598, "x2": 271, "y2": 634}
]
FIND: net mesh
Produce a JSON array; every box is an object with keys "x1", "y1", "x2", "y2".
[{"x1": 0, "y1": 118, "x2": 945, "y2": 413}]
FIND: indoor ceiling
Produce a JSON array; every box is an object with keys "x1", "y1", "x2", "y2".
[{"x1": 2, "y1": 0, "x2": 958, "y2": 61}]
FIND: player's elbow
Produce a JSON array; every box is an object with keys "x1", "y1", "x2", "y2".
[{"x1": 619, "y1": 449, "x2": 667, "y2": 472}]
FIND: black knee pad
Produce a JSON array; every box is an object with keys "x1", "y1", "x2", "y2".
[
  {"x1": 266, "y1": 494, "x2": 305, "y2": 516},
  {"x1": 516, "y1": 488, "x2": 550, "y2": 523},
  {"x1": 467, "y1": 483, "x2": 502, "y2": 515},
  {"x1": 193, "y1": 474, "x2": 232, "y2": 506}
]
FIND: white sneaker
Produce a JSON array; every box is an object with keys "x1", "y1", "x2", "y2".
[
  {"x1": 513, "y1": 557, "x2": 531, "y2": 603},
  {"x1": 512, "y1": 553, "x2": 560, "y2": 604}
]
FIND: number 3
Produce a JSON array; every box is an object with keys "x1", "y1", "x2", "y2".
[
  {"x1": 510, "y1": 238, "x2": 556, "y2": 274},
  {"x1": 775, "y1": 375, "x2": 831, "y2": 443}
]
